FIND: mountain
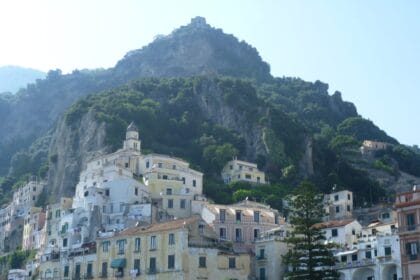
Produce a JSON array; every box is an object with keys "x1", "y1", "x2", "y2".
[
  {"x1": 1, "y1": 17, "x2": 419, "y2": 208},
  {"x1": 0, "y1": 65, "x2": 46, "y2": 93}
]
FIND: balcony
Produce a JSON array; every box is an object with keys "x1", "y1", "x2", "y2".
[
  {"x1": 398, "y1": 224, "x2": 420, "y2": 234},
  {"x1": 256, "y1": 255, "x2": 266, "y2": 261},
  {"x1": 147, "y1": 268, "x2": 158, "y2": 274},
  {"x1": 114, "y1": 271, "x2": 124, "y2": 278},
  {"x1": 334, "y1": 259, "x2": 375, "y2": 269}
]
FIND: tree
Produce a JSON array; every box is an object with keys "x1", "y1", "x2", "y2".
[{"x1": 283, "y1": 181, "x2": 339, "y2": 280}]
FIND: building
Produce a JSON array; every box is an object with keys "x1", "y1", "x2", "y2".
[
  {"x1": 140, "y1": 153, "x2": 203, "y2": 219},
  {"x1": 254, "y1": 226, "x2": 290, "y2": 280},
  {"x1": 95, "y1": 216, "x2": 251, "y2": 279},
  {"x1": 314, "y1": 219, "x2": 362, "y2": 247},
  {"x1": 22, "y1": 207, "x2": 46, "y2": 250},
  {"x1": 324, "y1": 190, "x2": 354, "y2": 221},
  {"x1": 360, "y1": 140, "x2": 389, "y2": 155},
  {"x1": 7, "y1": 269, "x2": 27, "y2": 280},
  {"x1": 334, "y1": 225, "x2": 402, "y2": 280},
  {"x1": 395, "y1": 188, "x2": 420, "y2": 280},
  {"x1": 221, "y1": 158, "x2": 266, "y2": 184},
  {"x1": 193, "y1": 200, "x2": 281, "y2": 252}
]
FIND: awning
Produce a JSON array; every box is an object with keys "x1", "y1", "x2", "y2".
[
  {"x1": 335, "y1": 249, "x2": 358, "y2": 257},
  {"x1": 111, "y1": 258, "x2": 126, "y2": 268}
]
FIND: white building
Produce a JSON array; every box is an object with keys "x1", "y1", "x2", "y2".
[{"x1": 314, "y1": 219, "x2": 362, "y2": 247}]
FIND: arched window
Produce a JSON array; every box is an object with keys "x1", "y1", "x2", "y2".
[{"x1": 45, "y1": 269, "x2": 52, "y2": 279}]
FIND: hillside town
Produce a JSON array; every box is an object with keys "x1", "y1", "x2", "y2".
[{"x1": 1, "y1": 124, "x2": 419, "y2": 280}]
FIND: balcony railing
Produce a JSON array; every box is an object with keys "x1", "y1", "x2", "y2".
[
  {"x1": 114, "y1": 271, "x2": 124, "y2": 278},
  {"x1": 334, "y1": 259, "x2": 375, "y2": 269},
  {"x1": 147, "y1": 268, "x2": 158, "y2": 274},
  {"x1": 398, "y1": 224, "x2": 420, "y2": 233}
]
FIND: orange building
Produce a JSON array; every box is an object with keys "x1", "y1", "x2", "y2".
[{"x1": 395, "y1": 188, "x2": 420, "y2": 280}]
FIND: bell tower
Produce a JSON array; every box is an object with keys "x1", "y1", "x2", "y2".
[{"x1": 123, "y1": 122, "x2": 141, "y2": 152}]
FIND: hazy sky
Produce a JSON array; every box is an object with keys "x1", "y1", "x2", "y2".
[{"x1": 0, "y1": 0, "x2": 419, "y2": 145}]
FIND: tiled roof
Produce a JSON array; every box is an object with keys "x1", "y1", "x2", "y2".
[
  {"x1": 313, "y1": 219, "x2": 354, "y2": 229},
  {"x1": 113, "y1": 216, "x2": 200, "y2": 237}
]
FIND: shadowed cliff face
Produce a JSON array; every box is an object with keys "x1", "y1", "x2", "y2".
[{"x1": 46, "y1": 111, "x2": 108, "y2": 202}]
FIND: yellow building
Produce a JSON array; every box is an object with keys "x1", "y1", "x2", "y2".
[
  {"x1": 221, "y1": 158, "x2": 266, "y2": 184},
  {"x1": 141, "y1": 153, "x2": 203, "y2": 219},
  {"x1": 95, "y1": 216, "x2": 251, "y2": 279}
]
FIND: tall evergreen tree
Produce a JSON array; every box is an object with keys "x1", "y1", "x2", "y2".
[{"x1": 283, "y1": 181, "x2": 339, "y2": 279}]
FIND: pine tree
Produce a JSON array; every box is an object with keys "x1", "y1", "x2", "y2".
[{"x1": 283, "y1": 181, "x2": 339, "y2": 280}]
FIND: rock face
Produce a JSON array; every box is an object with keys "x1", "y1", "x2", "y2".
[
  {"x1": 0, "y1": 17, "x2": 272, "y2": 176},
  {"x1": 192, "y1": 78, "x2": 268, "y2": 159},
  {"x1": 113, "y1": 17, "x2": 271, "y2": 82},
  {"x1": 47, "y1": 110, "x2": 108, "y2": 202}
]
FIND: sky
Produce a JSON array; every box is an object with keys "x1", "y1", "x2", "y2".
[{"x1": 0, "y1": 0, "x2": 419, "y2": 145}]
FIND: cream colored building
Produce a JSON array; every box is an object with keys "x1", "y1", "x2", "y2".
[
  {"x1": 360, "y1": 140, "x2": 389, "y2": 155},
  {"x1": 44, "y1": 198, "x2": 73, "y2": 253},
  {"x1": 95, "y1": 216, "x2": 251, "y2": 280},
  {"x1": 324, "y1": 190, "x2": 354, "y2": 221},
  {"x1": 193, "y1": 200, "x2": 281, "y2": 252},
  {"x1": 221, "y1": 158, "x2": 266, "y2": 184},
  {"x1": 141, "y1": 153, "x2": 203, "y2": 219},
  {"x1": 254, "y1": 226, "x2": 290, "y2": 280}
]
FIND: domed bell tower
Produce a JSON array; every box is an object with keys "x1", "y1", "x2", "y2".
[{"x1": 124, "y1": 122, "x2": 141, "y2": 152}]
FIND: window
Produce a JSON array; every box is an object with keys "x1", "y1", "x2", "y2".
[
  {"x1": 149, "y1": 257, "x2": 156, "y2": 273},
  {"x1": 229, "y1": 257, "x2": 236, "y2": 268},
  {"x1": 75, "y1": 264, "x2": 81, "y2": 279},
  {"x1": 166, "y1": 188, "x2": 172, "y2": 195},
  {"x1": 348, "y1": 193, "x2": 351, "y2": 200},
  {"x1": 125, "y1": 162, "x2": 129, "y2": 168},
  {"x1": 168, "y1": 233, "x2": 175, "y2": 245},
  {"x1": 334, "y1": 195, "x2": 339, "y2": 201},
  {"x1": 168, "y1": 254, "x2": 175, "y2": 269},
  {"x1": 134, "y1": 259, "x2": 140, "y2": 276},
  {"x1": 158, "y1": 163, "x2": 162, "y2": 168},
  {"x1": 182, "y1": 177, "x2": 185, "y2": 184},
  {"x1": 117, "y1": 239, "x2": 126, "y2": 254},
  {"x1": 63, "y1": 238, "x2": 68, "y2": 247},
  {"x1": 220, "y1": 228, "x2": 227, "y2": 239},
  {"x1": 259, "y1": 267, "x2": 266, "y2": 280},
  {"x1": 245, "y1": 174, "x2": 252, "y2": 179},
  {"x1": 193, "y1": 179, "x2": 196, "y2": 187},
  {"x1": 235, "y1": 228, "x2": 242, "y2": 242},
  {"x1": 134, "y1": 238, "x2": 141, "y2": 252},
  {"x1": 105, "y1": 189, "x2": 110, "y2": 196},
  {"x1": 335, "y1": 206, "x2": 340, "y2": 213},
  {"x1": 64, "y1": 265, "x2": 69, "y2": 278},
  {"x1": 352, "y1": 254, "x2": 358, "y2": 261},
  {"x1": 352, "y1": 229, "x2": 356, "y2": 235},
  {"x1": 254, "y1": 229, "x2": 260, "y2": 240},
  {"x1": 331, "y1": 229, "x2": 338, "y2": 237},
  {"x1": 102, "y1": 241, "x2": 110, "y2": 252},
  {"x1": 199, "y1": 256, "x2": 206, "y2": 268},
  {"x1": 257, "y1": 177, "x2": 260, "y2": 183},
  {"x1": 162, "y1": 175, "x2": 168, "y2": 180},
  {"x1": 382, "y1": 212, "x2": 390, "y2": 219},
  {"x1": 254, "y1": 211, "x2": 260, "y2": 223},
  {"x1": 347, "y1": 205, "x2": 351, "y2": 212},
  {"x1": 180, "y1": 199, "x2": 186, "y2": 209},
  {"x1": 87, "y1": 263, "x2": 93, "y2": 278},
  {"x1": 259, "y1": 248, "x2": 265, "y2": 259},
  {"x1": 199, "y1": 224, "x2": 204, "y2": 234},
  {"x1": 168, "y1": 199, "x2": 173, "y2": 209},
  {"x1": 150, "y1": 236, "x2": 157, "y2": 250},
  {"x1": 230, "y1": 165, "x2": 233, "y2": 170},
  {"x1": 236, "y1": 210, "x2": 241, "y2": 222},
  {"x1": 135, "y1": 188, "x2": 138, "y2": 195},
  {"x1": 406, "y1": 242, "x2": 418, "y2": 256},
  {"x1": 101, "y1": 262, "x2": 107, "y2": 277},
  {"x1": 340, "y1": 255, "x2": 347, "y2": 263},
  {"x1": 172, "y1": 164, "x2": 176, "y2": 170},
  {"x1": 146, "y1": 161, "x2": 150, "y2": 168},
  {"x1": 385, "y1": 246, "x2": 392, "y2": 256},
  {"x1": 406, "y1": 213, "x2": 416, "y2": 231},
  {"x1": 365, "y1": 251, "x2": 372, "y2": 259},
  {"x1": 55, "y1": 210, "x2": 60, "y2": 218},
  {"x1": 220, "y1": 209, "x2": 226, "y2": 222}
]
